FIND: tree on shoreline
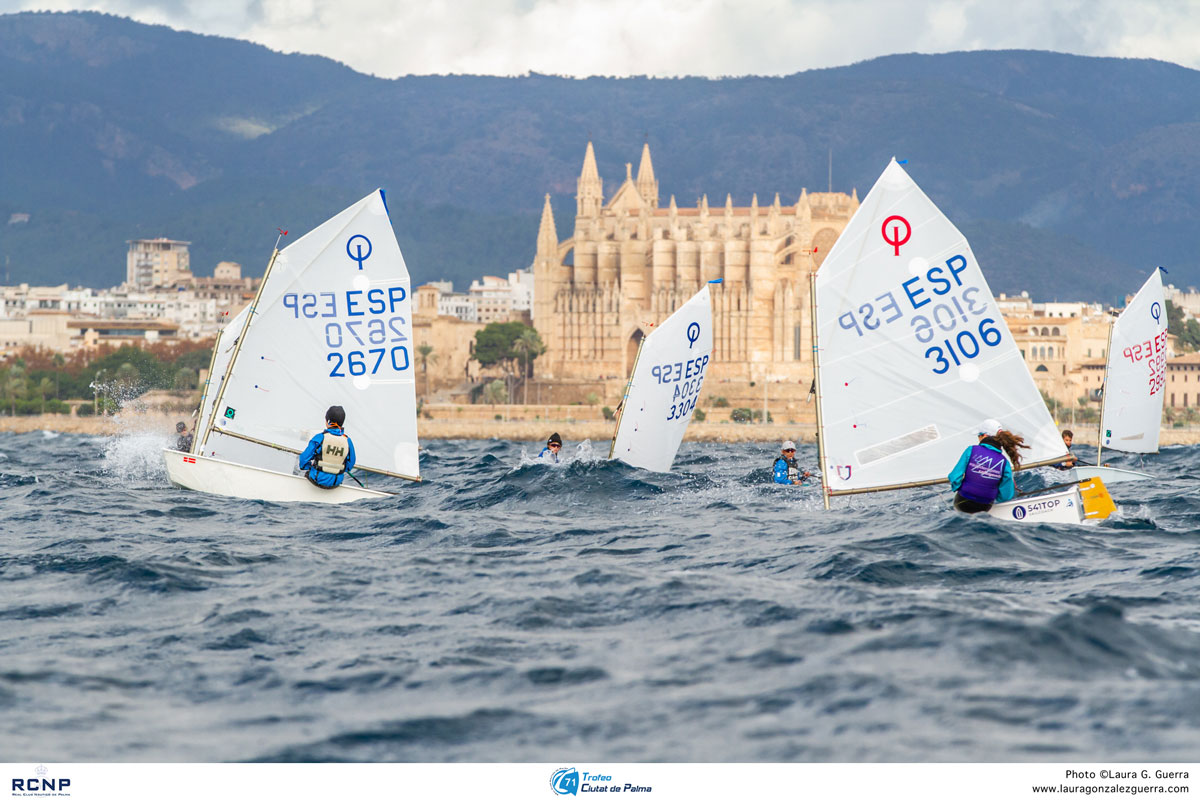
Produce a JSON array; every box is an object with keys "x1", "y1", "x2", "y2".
[
  {"x1": 416, "y1": 344, "x2": 438, "y2": 398},
  {"x1": 472, "y1": 322, "x2": 544, "y2": 403}
]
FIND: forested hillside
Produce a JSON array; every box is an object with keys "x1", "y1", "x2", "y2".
[{"x1": 2, "y1": 11, "x2": 1198, "y2": 301}]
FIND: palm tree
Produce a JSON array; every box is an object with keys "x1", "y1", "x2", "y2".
[
  {"x1": 4, "y1": 365, "x2": 27, "y2": 416},
  {"x1": 483, "y1": 379, "x2": 508, "y2": 405},
  {"x1": 36, "y1": 377, "x2": 54, "y2": 413},
  {"x1": 511, "y1": 328, "x2": 546, "y2": 404},
  {"x1": 51, "y1": 352, "x2": 64, "y2": 399},
  {"x1": 416, "y1": 344, "x2": 438, "y2": 399}
]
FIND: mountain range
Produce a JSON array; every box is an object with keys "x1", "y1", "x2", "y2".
[{"x1": 2, "y1": 10, "x2": 1199, "y2": 303}]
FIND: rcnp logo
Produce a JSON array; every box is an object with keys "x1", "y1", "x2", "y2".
[
  {"x1": 1012, "y1": 505, "x2": 1027, "y2": 520},
  {"x1": 11, "y1": 764, "x2": 71, "y2": 796},
  {"x1": 550, "y1": 767, "x2": 579, "y2": 796}
]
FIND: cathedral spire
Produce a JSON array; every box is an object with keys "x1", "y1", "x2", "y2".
[
  {"x1": 577, "y1": 141, "x2": 603, "y2": 217},
  {"x1": 537, "y1": 193, "x2": 558, "y2": 256},
  {"x1": 636, "y1": 142, "x2": 659, "y2": 209}
]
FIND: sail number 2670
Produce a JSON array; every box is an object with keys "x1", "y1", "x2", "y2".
[
  {"x1": 924, "y1": 317, "x2": 1002, "y2": 375},
  {"x1": 324, "y1": 318, "x2": 410, "y2": 376}
]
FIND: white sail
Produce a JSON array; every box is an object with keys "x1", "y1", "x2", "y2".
[
  {"x1": 814, "y1": 159, "x2": 1067, "y2": 493},
  {"x1": 193, "y1": 303, "x2": 295, "y2": 473},
  {"x1": 1101, "y1": 268, "x2": 1167, "y2": 453},
  {"x1": 610, "y1": 284, "x2": 714, "y2": 472},
  {"x1": 206, "y1": 190, "x2": 419, "y2": 480},
  {"x1": 194, "y1": 304, "x2": 248, "y2": 452}
]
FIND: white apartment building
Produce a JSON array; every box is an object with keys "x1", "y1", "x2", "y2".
[
  {"x1": 438, "y1": 292, "x2": 479, "y2": 323},
  {"x1": 126, "y1": 238, "x2": 192, "y2": 289},
  {"x1": 467, "y1": 269, "x2": 533, "y2": 323}
]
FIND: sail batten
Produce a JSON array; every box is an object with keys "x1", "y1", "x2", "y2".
[{"x1": 814, "y1": 159, "x2": 1067, "y2": 494}]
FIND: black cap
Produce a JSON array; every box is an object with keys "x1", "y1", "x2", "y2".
[
  {"x1": 548, "y1": 432, "x2": 562, "y2": 445},
  {"x1": 176, "y1": 421, "x2": 187, "y2": 432},
  {"x1": 326, "y1": 405, "x2": 346, "y2": 426}
]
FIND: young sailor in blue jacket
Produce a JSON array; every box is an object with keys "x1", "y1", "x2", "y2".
[
  {"x1": 299, "y1": 405, "x2": 356, "y2": 489},
  {"x1": 948, "y1": 419, "x2": 1026, "y2": 513},
  {"x1": 538, "y1": 432, "x2": 563, "y2": 463},
  {"x1": 773, "y1": 440, "x2": 812, "y2": 485}
]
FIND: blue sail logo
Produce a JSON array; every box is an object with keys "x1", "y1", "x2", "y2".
[{"x1": 550, "y1": 768, "x2": 579, "y2": 795}]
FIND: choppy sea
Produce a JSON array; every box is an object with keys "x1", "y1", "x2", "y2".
[{"x1": 2, "y1": 426, "x2": 1200, "y2": 762}]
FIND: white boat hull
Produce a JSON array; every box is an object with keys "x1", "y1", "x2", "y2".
[
  {"x1": 1067, "y1": 465, "x2": 1153, "y2": 484},
  {"x1": 163, "y1": 448, "x2": 391, "y2": 504},
  {"x1": 988, "y1": 486, "x2": 1086, "y2": 524}
]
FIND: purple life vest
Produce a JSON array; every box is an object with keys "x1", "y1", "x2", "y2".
[{"x1": 958, "y1": 444, "x2": 1007, "y2": 504}]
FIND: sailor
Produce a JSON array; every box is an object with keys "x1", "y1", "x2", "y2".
[
  {"x1": 174, "y1": 421, "x2": 193, "y2": 452},
  {"x1": 948, "y1": 418, "x2": 1025, "y2": 513},
  {"x1": 538, "y1": 432, "x2": 563, "y2": 463},
  {"x1": 299, "y1": 405, "x2": 356, "y2": 489},
  {"x1": 1054, "y1": 429, "x2": 1079, "y2": 470},
  {"x1": 773, "y1": 440, "x2": 812, "y2": 485}
]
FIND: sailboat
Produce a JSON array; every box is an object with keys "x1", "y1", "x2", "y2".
[
  {"x1": 163, "y1": 190, "x2": 419, "y2": 503},
  {"x1": 608, "y1": 282, "x2": 716, "y2": 472},
  {"x1": 1066, "y1": 268, "x2": 1167, "y2": 485},
  {"x1": 810, "y1": 159, "x2": 1114, "y2": 524}
]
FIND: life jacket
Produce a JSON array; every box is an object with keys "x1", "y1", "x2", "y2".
[
  {"x1": 774, "y1": 456, "x2": 799, "y2": 482},
  {"x1": 313, "y1": 431, "x2": 349, "y2": 476},
  {"x1": 958, "y1": 443, "x2": 1007, "y2": 504}
]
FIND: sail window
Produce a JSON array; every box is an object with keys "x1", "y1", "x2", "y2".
[{"x1": 854, "y1": 424, "x2": 940, "y2": 466}]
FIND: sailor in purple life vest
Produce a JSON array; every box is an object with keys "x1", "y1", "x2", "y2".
[{"x1": 948, "y1": 418, "x2": 1021, "y2": 513}]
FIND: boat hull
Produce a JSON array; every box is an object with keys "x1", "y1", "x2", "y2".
[
  {"x1": 989, "y1": 486, "x2": 1086, "y2": 524},
  {"x1": 1067, "y1": 465, "x2": 1153, "y2": 484},
  {"x1": 163, "y1": 448, "x2": 391, "y2": 504},
  {"x1": 987, "y1": 477, "x2": 1115, "y2": 525}
]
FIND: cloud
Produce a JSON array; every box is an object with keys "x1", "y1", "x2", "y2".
[{"x1": 7, "y1": 0, "x2": 1200, "y2": 77}]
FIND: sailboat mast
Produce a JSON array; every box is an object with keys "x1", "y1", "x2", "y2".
[
  {"x1": 200, "y1": 243, "x2": 283, "y2": 449},
  {"x1": 608, "y1": 333, "x2": 649, "y2": 460},
  {"x1": 190, "y1": 324, "x2": 226, "y2": 455},
  {"x1": 810, "y1": 271, "x2": 830, "y2": 510},
  {"x1": 1096, "y1": 312, "x2": 1117, "y2": 466}
]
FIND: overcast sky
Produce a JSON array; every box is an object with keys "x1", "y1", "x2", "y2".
[{"x1": 5, "y1": 0, "x2": 1200, "y2": 78}]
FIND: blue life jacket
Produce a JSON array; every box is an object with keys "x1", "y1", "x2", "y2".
[
  {"x1": 538, "y1": 447, "x2": 560, "y2": 464},
  {"x1": 957, "y1": 444, "x2": 1008, "y2": 504},
  {"x1": 773, "y1": 456, "x2": 800, "y2": 484}
]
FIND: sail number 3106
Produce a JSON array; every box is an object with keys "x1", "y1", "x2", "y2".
[{"x1": 924, "y1": 317, "x2": 1002, "y2": 374}]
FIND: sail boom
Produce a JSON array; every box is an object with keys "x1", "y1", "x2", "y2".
[
  {"x1": 212, "y1": 428, "x2": 421, "y2": 482},
  {"x1": 826, "y1": 455, "x2": 1079, "y2": 497}
]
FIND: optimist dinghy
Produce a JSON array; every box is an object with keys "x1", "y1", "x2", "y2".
[
  {"x1": 1062, "y1": 268, "x2": 1167, "y2": 486},
  {"x1": 164, "y1": 190, "x2": 419, "y2": 503},
  {"x1": 809, "y1": 159, "x2": 1114, "y2": 525},
  {"x1": 608, "y1": 282, "x2": 716, "y2": 472}
]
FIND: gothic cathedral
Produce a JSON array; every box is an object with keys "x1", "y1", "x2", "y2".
[{"x1": 532, "y1": 142, "x2": 857, "y2": 383}]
